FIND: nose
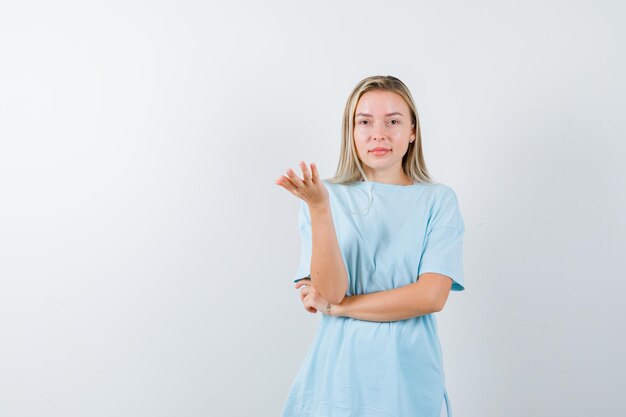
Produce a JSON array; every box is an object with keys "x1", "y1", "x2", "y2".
[{"x1": 372, "y1": 123, "x2": 388, "y2": 141}]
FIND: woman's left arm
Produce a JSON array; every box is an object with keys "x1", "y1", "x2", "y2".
[{"x1": 332, "y1": 273, "x2": 453, "y2": 322}]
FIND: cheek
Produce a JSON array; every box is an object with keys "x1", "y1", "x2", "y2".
[
  {"x1": 355, "y1": 143, "x2": 369, "y2": 158},
  {"x1": 353, "y1": 135, "x2": 367, "y2": 152}
]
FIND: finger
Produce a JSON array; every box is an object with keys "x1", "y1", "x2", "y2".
[
  {"x1": 310, "y1": 162, "x2": 319, "y2": 183},
  {"x1": 276, "y1": 176, "x2": 295, "y2": 193},
  {"x1": 300, "y1": 288, "x2": 309, "y2": 301},
  {"x1": 277, "y1": 175, "x2": 297, "y2": 189},
  {"x1": 277, "y1": 175, "x2": 304, "y2": 200},
  {"x1": 295, "y1": 279, "x2": 311, "y2": 289},
  {"x1": 299, "y1": 161, "x2": 312, "y2": 182},
  {"x1": 285, "y1": 167, "x2": 304, "y2": 188}
]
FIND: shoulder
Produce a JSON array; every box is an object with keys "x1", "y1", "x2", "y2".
[
  {"x1": 429, "y1": 182, "x2": 459, "y2": 202},
  {"x1": 427, "y1": 183, "x2": 462, "y2": 219},
  {"x1": 320, "y1": 178, "x2": 349, "y2": 196},
  {"x1": 427, "y1": 182, "x2": 464, "y2": 229},
  {"x1": 424, "y1": 182, "x2": 457, "y2": 204},
  {"x1": 321, "y1": 178, "x2": 342, "y2": 188},
  {"x1": 428, "y1": 181, "x2": 455, "y2": 193}
]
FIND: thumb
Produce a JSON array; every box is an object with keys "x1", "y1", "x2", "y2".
[{"x1": 295, "y1": 279, "x2": 311, "y2": 289}]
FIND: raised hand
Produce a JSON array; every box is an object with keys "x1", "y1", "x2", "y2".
[{"x1": 275, "y1": 161, "x2": 329, "y2": 209}]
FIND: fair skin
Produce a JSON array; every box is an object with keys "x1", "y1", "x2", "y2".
[
  {"x1": 275, "y1": 89, "x2": 453, "y2": 322},
  {"x1": 353, "y1": 89, "x2": 415, "y2": 185},
  {"x1": 275, "y1": 161, "x2": 349, "y2": 305}
]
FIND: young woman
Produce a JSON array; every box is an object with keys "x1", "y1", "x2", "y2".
[{"x1": 275, "y1": 75, "x2": 465, "y2": 417}]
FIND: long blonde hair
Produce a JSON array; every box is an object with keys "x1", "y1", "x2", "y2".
[{"x1": 327, "y1": 75, "x2": 433, "y2": 185}]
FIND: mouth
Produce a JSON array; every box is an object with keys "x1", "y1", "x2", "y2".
[{"x1": 369, "y1": 148, "x2": 391, "y2": 156}]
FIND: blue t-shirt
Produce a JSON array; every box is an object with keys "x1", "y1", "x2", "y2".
[{"x1": 281, "y1": 178, "x2": 465, "y2": 417}]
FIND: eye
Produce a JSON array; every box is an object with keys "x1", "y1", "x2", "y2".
[
  {"x1": 389, "y1": 119, "x2": 399, "y2": 125},
  {"x1": 358, "y1": 120, "x2": 369, "y2": 125}
]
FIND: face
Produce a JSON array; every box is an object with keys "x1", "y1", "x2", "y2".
[{"x1": 353, "y1": 90, "x2": 415, "y2": 179}]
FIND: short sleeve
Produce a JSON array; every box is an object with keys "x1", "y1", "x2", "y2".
[
  {"x1": 417, "y1": 186, "x2": 466, "y2": 291},
  {"x1": 293, "y1": 200, "x2": 312, "y2": 283}
]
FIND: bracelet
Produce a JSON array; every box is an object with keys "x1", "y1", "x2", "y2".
[{"x1": 326, "y1": 302, "x2": 331, "y2": 315}]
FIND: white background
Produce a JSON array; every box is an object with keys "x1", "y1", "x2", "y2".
[{"x1": 1, "y1": 1, "x2": 625, "y2": 416}]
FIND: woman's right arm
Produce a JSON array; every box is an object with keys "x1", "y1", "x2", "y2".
[
  {"x1": 309, "y1": 202, "x2": 349, "y2": 305},
  {"x1": 276, "y1": 161, "x2": 348, "y2": 305}
]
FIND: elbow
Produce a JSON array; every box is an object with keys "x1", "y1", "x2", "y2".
[
  {"x1": 332, "y1": 281, "x2": 349, "y2": 305},
  {"x1": 312, "y1": 273, "x2": 348, "y2": 306},
  {"x1": 329, "y1": 292, "x2": 346, "y2": 305},
  {"x1": 320, "y1": 288, "x2": 346, "y2": 306},
  {"x1": 431, "y1": 296, "x2": 445, "y2": 313}
]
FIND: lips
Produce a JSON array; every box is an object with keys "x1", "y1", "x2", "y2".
[{"x1": 370, "y1": 148, "x2": 391, "y2": 156}]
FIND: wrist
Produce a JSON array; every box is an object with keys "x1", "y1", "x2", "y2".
[
  {"x1": 330, "y1": 297, "x2": 349, "y2": 317},
  {"x1": 309, "y1": 201, "x2": 330, "y2": 215}
]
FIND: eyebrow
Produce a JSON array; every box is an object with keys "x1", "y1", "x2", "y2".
[{"x1": 355, "y1": 112, "x2": 404, "y2": 118}]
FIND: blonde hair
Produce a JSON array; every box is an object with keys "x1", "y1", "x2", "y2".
[{"x1": 327, "y1": 75, "x2": 433, "y2": 185}]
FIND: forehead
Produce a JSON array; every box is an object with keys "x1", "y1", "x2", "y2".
[{"x1": 355, "y1": 90, "x2": 409, "y2": 115}]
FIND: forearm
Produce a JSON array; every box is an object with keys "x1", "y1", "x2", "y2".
[
  {"x1": 333, "y1": 282, "x2": 439, "y2": 322},
  {"x1": 309, "y1": 203, "x2": 348, "y2": 304}
]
